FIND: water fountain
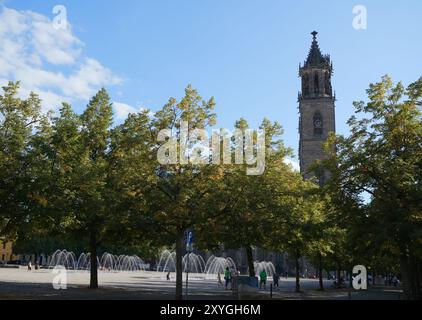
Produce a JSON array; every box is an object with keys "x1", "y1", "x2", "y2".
[
  {"x1": 183, "y1": 253, "x2": 206, "y2": 273},
  {"x1": 254, "y1": 261, "x2": 276, "y2": 277},
  {"x1": 204, "y1": 255, "x2": 237, "y2": 276},
  {"x1": 99, "y1": 253, "x2": 116, "y2": 270},
  {"x1": 114, "y1": 254, "x2": 146, "y2": 271},
  {"x1": 48, "y1": 250, "x2": 77, "y2": 270},
  {"x1": 156, "y1": 250, "x2": 206, "y2": 274},
  {"x1": 76, "y1": 252, "x2": 98, "y2": 270},
  {"x1": 48, "y1": 250, "x2": 147, "y2": 272},
  {"x1": 156, "y1": 250, "x2": 176, "y2": 272}
]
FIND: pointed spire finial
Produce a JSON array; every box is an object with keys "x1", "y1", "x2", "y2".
[{"x1": 311, "y1": 31, "x2": 318, "y2": 40}]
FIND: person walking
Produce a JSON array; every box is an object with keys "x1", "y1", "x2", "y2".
[
  {"x1": 224, "y1": 267, "x2": 232, "y2": 290},
  {"x1": 273, "y1": 272, "x2": 280, "y2": 289},
  {"x1": 259, "y1": 270, "x2": 267, "y2": 290},
  {"x1": 166, "y1": 271, "x2": 171, "y2": 281},
  {"x1": 393, "y1": 275, "x2": 399, "y2": 287}
]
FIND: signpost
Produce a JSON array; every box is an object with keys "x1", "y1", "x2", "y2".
[{"x1": 185, "y1": 231, "x2": 194, "y2": 300}]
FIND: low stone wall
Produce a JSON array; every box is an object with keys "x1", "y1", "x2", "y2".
[{"x1": 0, "y1": 265, "x2": 20, "y2": 269}]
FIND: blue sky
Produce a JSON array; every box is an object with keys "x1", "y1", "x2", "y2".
[{"x1": 1, "y1": 0, "x2": 421, "y2": 164}]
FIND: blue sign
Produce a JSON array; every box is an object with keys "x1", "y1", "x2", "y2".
[
  {"x1": 186, "y1": 231, "x2": 194, "y2": 252},
  {"x1": 188, "y1": 231, "x2": 194, "y2": 244}
]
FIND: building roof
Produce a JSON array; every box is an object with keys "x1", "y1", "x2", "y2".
[{"x1": 303, "y1": 31, "x2": 332, "y2": 69}]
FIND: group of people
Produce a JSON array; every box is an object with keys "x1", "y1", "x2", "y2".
[
  {"x1": 217, "y1": 268, "x2": 282, "y2": 291},
  {"x1": 259, "y1": 270, "x2": 281, "y2": 290},
  {"x1": 166, "y1": 267, "x2": 284, "y2": 291},
  {"x1": 384, "y1": 275, "x2": 400, "y2": 287},
  {"x1": 217, "y1": 267, "x2": 238, "y2": 290}
]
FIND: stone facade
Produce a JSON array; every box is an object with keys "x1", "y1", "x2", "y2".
[
  {"x1": 299, "y1": 32, "x2": 336, "y2": 183},
  {"x1": 0, "y1": 241, "x2": 20, "y2": 264}
]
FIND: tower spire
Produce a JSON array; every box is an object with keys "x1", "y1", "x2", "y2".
[{"x1": 304, "y1": 31, "x2": 330, "y2": 69}]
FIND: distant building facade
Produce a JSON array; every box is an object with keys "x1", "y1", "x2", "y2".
[
  {"x1": 0, "y1": 241, "x2": 41, "y2": 265},
  {"x1": 0, "y1": 242, "x2": 17, "y2": 263}
]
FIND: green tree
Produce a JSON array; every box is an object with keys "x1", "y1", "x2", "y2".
[
  {"x1": 274, "y1": 179, "x2": 323, "y2": 292},
  {"x1": 305, "y1": 195, "x2": 336, "y2": 291},
  {"x1": 0, "y1": 82, "x2": 46, "y2": 240},
  {"x1": 323, "y1": 75, "x2": 422, "y2": 298},
  {"x1": 210, "y1": 118, "x2": 297, "y2": 277},
  {"x1": 44, "y1": 89, "x2": 116, "y2": 289},
  {"x1": 148, "y1": 85, "x2": 223, "y2": 300},
  {"x1": 107, "y1": 110, "x2": 160, "y2": 260}
]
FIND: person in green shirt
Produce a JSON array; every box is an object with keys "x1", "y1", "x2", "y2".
[
  {"x1": 259, "y1": 270, "x2": 267, "y2": 290},
  {"x1": 224, "y1": 267, "x2": 232, "y2": 290}
]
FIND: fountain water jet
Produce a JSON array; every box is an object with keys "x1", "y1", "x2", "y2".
[
  {"x1": 156, "y1": 250, "x2": 206, "y2": 274},
  {"x1": 48, "y1": 250, "x2": 147, "y2": 272},
  {"x1": 253, "y1": 261, "x2": 276, "y2": 277},
  {"x1": 48, "y1": 250, "x2": 77, "y2": 270},
  {"x1": 205, "y1": 255, "x2": 237, "y2": 278}
]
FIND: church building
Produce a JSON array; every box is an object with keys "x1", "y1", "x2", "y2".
[{"x1": 298, "y1": 31, "x2": 336, "y2": 185}]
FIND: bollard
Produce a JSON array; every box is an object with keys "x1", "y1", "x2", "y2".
[{"x1": 270, "y1": 284, "x2": 273, "y2": 298}]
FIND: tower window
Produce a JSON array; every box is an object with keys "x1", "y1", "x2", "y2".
[
  {"x1": 325, "y1": 73, "x2": 332, "y2": 96},
  {"x1": 303, "y1": 74, "x2": 310, "y2": 96},
  {"x1": 313, "y1": 112, "x2": 323, "y2": 136},
  {"x1": 314, "y1": 73, "x2": 319, "y2": 94}
]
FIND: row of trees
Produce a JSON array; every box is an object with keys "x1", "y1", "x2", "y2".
[
  {"x1": 321, "y1": 75, "x2": 422, "y2": 299},
  {"x1": 1, "y1": 75, "x2": 421, "y2": 299}
]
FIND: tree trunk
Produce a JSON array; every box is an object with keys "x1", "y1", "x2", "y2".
[
  {"x1": 400, "y1": 254, "x2": 421, "y2": 300},
  {"x1": 336, "y1": 261, "x2": 341, "y2": 287},
  {"x1": 295, "y1": 250, "x2": 301, "y2": 292},
  {"x1": 417, "y1": 260, "x2": 422, "y2": 297},
  {"x1": 318, "y1": 253, "x2": 324, "y2": 291},
  {"x1": 373, "y1": 269, "x2": 376, "y2": 286},
  {"x1": 245, "y1": 246, "x2": 255, "y2": 277},
  {"x1": 89, "y1": 229, "x2": 98, "y2": 289},
  {"x1": 175, "y1": 233, "x2": 184, "y2": 300}
]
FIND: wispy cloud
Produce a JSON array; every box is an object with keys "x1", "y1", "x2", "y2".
[
  {"x1": 0, "y1": 7, "x2": 122, "y2": 113},
  {"x1": 113, "y1": 102, "x2": 144, "y2": 121}
]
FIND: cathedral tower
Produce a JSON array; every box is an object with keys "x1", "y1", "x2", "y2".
[{"x1": 299, "y1": 31, "x2": 336, "y2": 184}]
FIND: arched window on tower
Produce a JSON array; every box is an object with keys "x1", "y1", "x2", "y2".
[
  {"x1": 314, "y1": 73, "x2": 319, "y2": 95},
  {"x1": 313, "y1": 112, "x2": 323, "y2": 136},
  {"x1": 303, "y1": 74, "x2": 310, "y2": 96},
  {"x1": 325, "y1": 73, "x2": 331, "y2": 96}
]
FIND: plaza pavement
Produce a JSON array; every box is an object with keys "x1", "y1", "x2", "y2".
[{"x1": 0, "y1": 268, "x2": 403, "y2": 300}]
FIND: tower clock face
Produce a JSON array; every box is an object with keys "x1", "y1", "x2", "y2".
[{"x1": 314, "y1": 119, "x2": 322, "y2": 128}]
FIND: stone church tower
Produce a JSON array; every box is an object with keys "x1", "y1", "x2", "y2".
[{"x1": 298, "y1": 31, "x2": 336, "y2": 184}]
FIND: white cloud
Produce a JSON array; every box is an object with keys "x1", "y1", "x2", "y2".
[
  {"x1": 29, "y1": 10, "x2": 83, "y2": 65},
  {"x1": 0, "y1": 7, "x2": 122, "y2": 113},
  {"x1": 284, "y1": 158, "x2": 300, "y2": 172},
  {"x1": 114, "y1": 102, "x2": 143, "y2": 120}
]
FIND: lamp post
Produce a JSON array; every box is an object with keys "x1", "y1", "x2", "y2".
[{"x1": 185, "y1": 231, "x2": 193, "y2": 300}]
